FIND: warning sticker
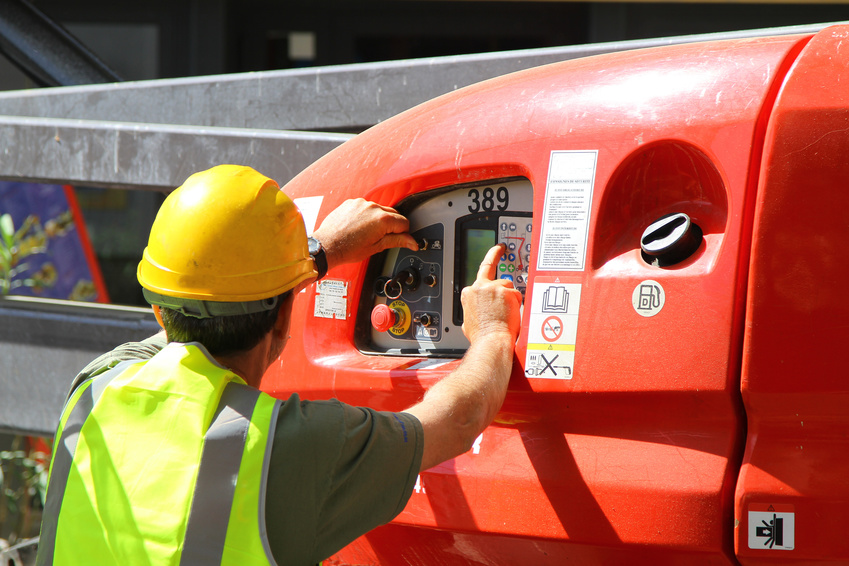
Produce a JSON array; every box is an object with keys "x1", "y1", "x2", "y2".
[
  {"x1": 314, "y1": 279, "x2": 348, "y2": 319},
  {"x1": 537, "y1": 151, "x2": 598, "y2": 272},
  {"x1": 748, "y1": 504, "x2": 795, "y2": 550},
  {"x1": 525, "y1": 279, "x2": 581, "y2": 379}
]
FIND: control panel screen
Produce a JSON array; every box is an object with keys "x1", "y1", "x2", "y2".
[
  {"x1": 360, "y1": 177, "x2": 533, "y2": 356},
  {"x1": 463, "y1": 229, "x2": 496, "y2": 287}
]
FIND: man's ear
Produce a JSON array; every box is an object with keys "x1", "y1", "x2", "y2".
[
  {"x1": 272, "y1": 294, "x2": 296, "y2": 339},
  {"x1": 152, "y1": 305, "x2": 167, "y2": 335}
]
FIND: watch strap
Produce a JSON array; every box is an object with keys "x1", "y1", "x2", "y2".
[{"x1": 308, "y1": 237, "x2": 328, "y2": 280}]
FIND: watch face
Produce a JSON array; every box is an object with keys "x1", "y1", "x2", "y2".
[{"x1": 308, "y1": 237, "x2": 320, "y2": 255}]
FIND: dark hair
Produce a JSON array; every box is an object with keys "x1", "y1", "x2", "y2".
[{"x1": 159, "y1": 292, "x2": 289, "y2": 356}]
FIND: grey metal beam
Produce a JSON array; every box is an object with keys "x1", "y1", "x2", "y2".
[
  {"x1": 0, "y1": 116, "x2": 351, "y2": 190},
  {"x1": 0, "y1": 21, "x2": 837, "y2": 133},
  {"x1": 0, "y1": 0, "x2": 121, "y2": 87},
  {"x1": 0, "y1": 296, "x2": 159, "y2": 437}
]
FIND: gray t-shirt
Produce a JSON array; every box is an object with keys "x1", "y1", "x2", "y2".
[{"x1": 67, "y1": 333, "x2": 424, "y2": 565}]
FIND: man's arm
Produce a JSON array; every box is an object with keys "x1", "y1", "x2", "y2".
[
  {"x1": 312, "y1": 202, "x2": 521, "y2": 471},
  {"x1": 405, "y1": 244, "x2": 521, "y2": 471},
  {"x1": 311, "y1": 198, "x2": 418, "y2": 270}
]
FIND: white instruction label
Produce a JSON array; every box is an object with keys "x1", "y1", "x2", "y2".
[
  {"x1": 537, "y1": 151, "x2": 598, "y2": 271},
  {"x1": 314, "y1": 279, "x2": 348, "y2": 319}
]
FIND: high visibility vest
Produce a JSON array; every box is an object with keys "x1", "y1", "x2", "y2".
[{"x1": 37, "y1": 342, "x2": 281, "y2": 565}]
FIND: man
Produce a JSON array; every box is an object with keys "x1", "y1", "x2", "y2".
[{"x1": 37, "y1": 165, "x2": 521, "y2": 565}]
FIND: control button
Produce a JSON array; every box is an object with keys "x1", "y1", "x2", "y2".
[
  {"x1": 418, "y1": 313, "x2": 434, "y2": 327},
  {"x1": 507, "y1": 264, "x2": 515, "y2": 273},
  {"x1": 516, "y1": 275, "x2": 524, "y2": 284},
  {"x1": 383, "y1": 279, "x2": 403, "y2": 300},
  {"x1": 371, "y1": 304, "x2": 398, "y2": 332},
  {"x1": 500, "y1": 253, "x2": 507, "y2": 262},
  {"x1": 500, "y1": 274, "x2": 514, "y2": 282},
  {"x1": 424, "y1": 274, "x2": 438, "y2": 287},
  {"x1": 499, "y1": 264, "x2": 507, "y2": 272},
  {"x1": 525, "y1": 243, "x2": 531, "y2": 252},
  {"x1": 417, "y1": 238, "x2": 429, "y2": 251},
  {"x1": 500, "y1": 222, "x2": 508, "y2": 231},
  {"x1": 509, "y1": 223, "x2": 517, "y2": 232},
  {"x1": 508, "y1": 242, "x2": 516, "y2": 251},
  {"x1": 527, "y1": 223, "x2": 533, "y2": 233},
  {"x1": 508, "y1": 253, "x2": 516, "y2": 262}
]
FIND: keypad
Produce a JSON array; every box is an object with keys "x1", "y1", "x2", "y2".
[{"x1": 498, "y1": 215, "x2": 531, "y2": 296}]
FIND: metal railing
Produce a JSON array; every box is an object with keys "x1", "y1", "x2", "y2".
[{"x1": 0, "y1": 21, "x2": 842, "y2": 437}]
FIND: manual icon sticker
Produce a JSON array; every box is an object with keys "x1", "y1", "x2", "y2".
[{"x1": 524, "y1": 277, "x2": 581, "y2": 379}]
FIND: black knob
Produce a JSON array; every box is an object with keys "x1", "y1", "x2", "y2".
[
  {"x1": 398, "y1": 268, "x2": 420, "y2": 291},
  {"x1": 374, "y1": 277, "x2": 389, "y2": 297},
  {"x1": 383, "y1": 268, "x2": 420, "y2": 299},
  {"x1": 640, "y1": 212, "x2": 703, "y2": 267}
]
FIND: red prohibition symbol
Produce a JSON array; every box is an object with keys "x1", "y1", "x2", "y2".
[{"x1": 541, "y1": 315, "x2": 563, "y2": 342}]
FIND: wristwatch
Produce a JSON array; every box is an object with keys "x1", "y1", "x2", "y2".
[{"x1": 307, "y1": 236, "x2": 328, "y2": 280}]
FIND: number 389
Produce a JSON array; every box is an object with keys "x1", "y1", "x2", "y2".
[{"x1": 467, "y1": 186, "x2": 509, "y2": 213}]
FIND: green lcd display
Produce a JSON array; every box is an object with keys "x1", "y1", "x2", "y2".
[{"x1": 464, "y1": 228, "x2": 496, "y2": 287}]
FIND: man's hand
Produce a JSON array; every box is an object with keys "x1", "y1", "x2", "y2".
[
  {"x1": 461, "y1": 244, "x2": 522, "y2": 345},
  {"x1": 312, "y1": 199, "x2": 418, "y2": 271}
]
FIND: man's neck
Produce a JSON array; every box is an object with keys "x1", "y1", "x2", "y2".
[{"x1": 213, "y1": 336, "x2": 273, "y2": 388}]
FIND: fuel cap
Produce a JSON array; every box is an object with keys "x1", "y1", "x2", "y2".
[{"x1": 640, "y1": 212, "x2": 703, "y2": 266}]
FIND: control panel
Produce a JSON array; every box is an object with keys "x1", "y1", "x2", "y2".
[{"x1": 358, "y1": 178, "x2": 533, "y2": 356}]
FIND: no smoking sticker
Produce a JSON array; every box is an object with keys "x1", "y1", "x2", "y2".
[{"x1": 541, "y1": 316, "x2": 563, "y2": 342}]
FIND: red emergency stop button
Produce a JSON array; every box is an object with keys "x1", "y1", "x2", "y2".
[{"x1": 371, "y1": 304, "x2": 398, "y2": 332}]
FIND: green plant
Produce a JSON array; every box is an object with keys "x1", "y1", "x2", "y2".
[
  {"x1": 0, "y1": 213, "x2": 49, "y2": 295},
  {"x1": 0, "y1": 436, "x2": 49, "y2": 545}
]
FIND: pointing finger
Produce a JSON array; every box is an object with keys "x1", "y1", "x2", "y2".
[{"x1": 477, "y1": 244, "x2": 506, "y2": 282}]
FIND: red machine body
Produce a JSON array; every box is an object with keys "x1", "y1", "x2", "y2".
[{"x1": 262, "y1": 25, "x2": 849, "y2": 564}]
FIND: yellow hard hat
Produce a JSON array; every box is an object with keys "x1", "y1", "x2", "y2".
[{"x1": 137, "y1": 165, "x2": 316, "y2": 314}]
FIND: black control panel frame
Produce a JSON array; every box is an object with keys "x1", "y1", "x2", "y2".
[{"x1": 452, "y1": 210, "x2": 533, "y2": 326}]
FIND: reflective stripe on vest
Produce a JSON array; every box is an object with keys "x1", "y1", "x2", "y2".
[
  {"x1": 38, "y1": 360, "x2": 137, "y2": 565},
  {"x1": 180, "y1": 381, "x2": 260, "y2": 565},
  {"x1": 37, "y1": 343, "x2": 280, "y2": 566}
]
